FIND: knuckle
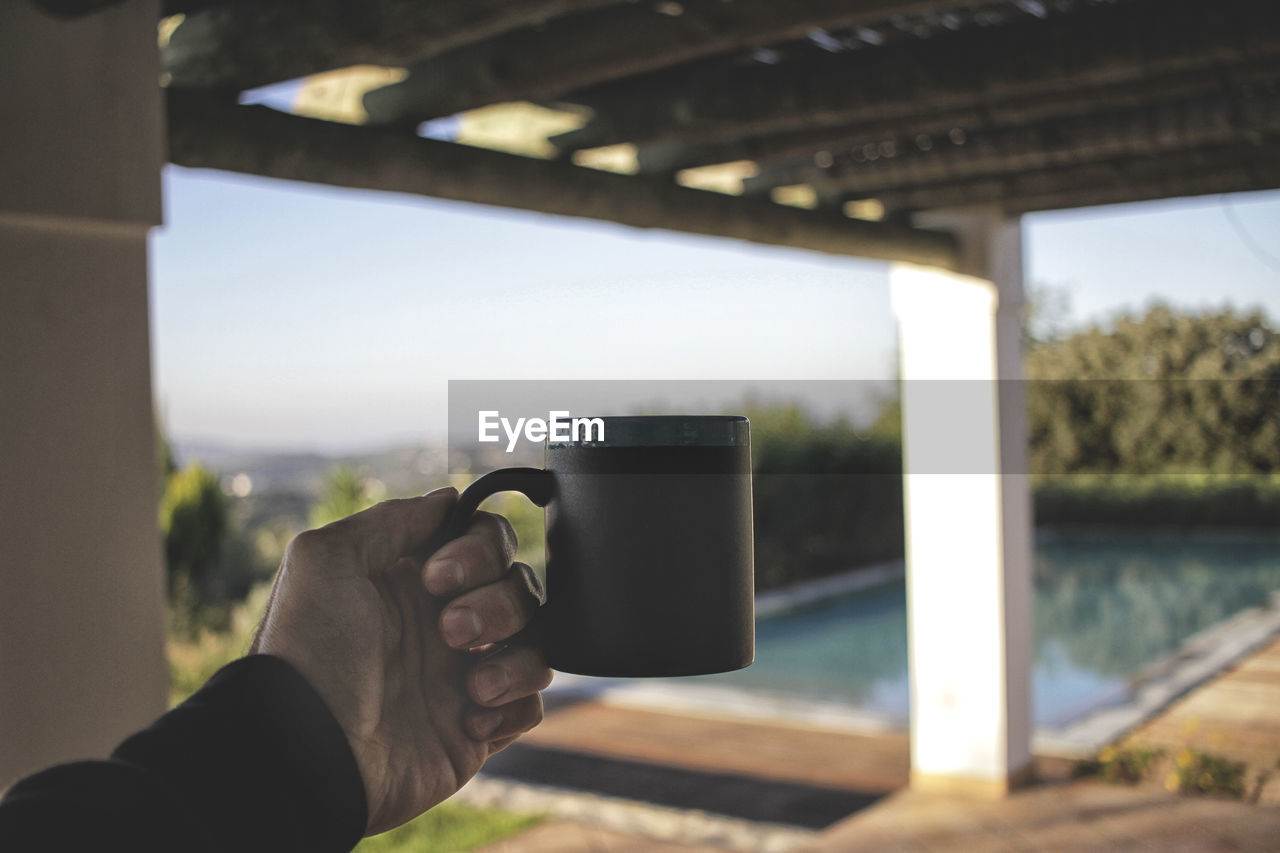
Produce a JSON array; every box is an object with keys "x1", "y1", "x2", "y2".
[
  {"x1": 474, "y1": 511, "x2": 518, "y2": 559},
  {"x1": 285, "y1": 528, "x2": 329, "y2": 563},
  {"x1": 511, "y1": 562, "x2": 545, "y2": 606}
]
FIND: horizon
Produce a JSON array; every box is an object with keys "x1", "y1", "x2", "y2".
[{"x1": 151, "y1": 168, "x2": 1280, "y2": 455}]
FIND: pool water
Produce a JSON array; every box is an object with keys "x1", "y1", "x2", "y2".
[{"x1": 676, "y1": 532, "x2": 1280, "y2": 728}]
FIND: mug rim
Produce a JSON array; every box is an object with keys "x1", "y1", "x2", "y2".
[{"x1": 548, "y1": 414, "x2": 749, "y2": 448}]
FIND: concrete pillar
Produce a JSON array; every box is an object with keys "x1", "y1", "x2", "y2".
[
  {"x1": 0, "y1": 0, "x2": 167, "y2": 788},
  {"x1": 890, "y1": 208, "x2": 1034, "y2": 795}
]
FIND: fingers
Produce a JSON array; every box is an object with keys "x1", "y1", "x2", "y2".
[
  {"x1": 439, "y1": 563, "x2": 539, "y2": 649},
  {"x1": 465, "y1": 693, "x2": 544, "y2": 743},
  {"x1": 423, "y1": 511, "x2": 518, "y2": 596},
  {"x1": 468, "y1": 646, "x2": 554, "y2": 707}
]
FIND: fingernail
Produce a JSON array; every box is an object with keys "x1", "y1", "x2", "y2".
[
  {"x1": 425, "y1": 558, "x2": 464, "y2": 594},
  {"x1": 471, "y1": 709, "x2": 503, "y2": 739},
  {"x1": 474, "y1": 666, "x2": 510, "y2": 703},
  {"x1": 424, "y1": 486, "x2": 458, "y2": 498},
  {"x1": 442, "y1": 606, "x2": 482, "y2": 647}
]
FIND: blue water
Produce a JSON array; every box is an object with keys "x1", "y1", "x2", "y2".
[{"x1": 678, "y1": 532, "x2": 1280, "y2": 728}]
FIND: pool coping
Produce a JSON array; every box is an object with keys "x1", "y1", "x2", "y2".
[{"x1": 545, "y1": 560, "x2": 1280, "y2": 760}]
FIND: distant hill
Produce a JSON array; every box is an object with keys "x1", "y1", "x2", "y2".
[{"x1": 172, "y1": 440, "x2": 457, "y2": 500}]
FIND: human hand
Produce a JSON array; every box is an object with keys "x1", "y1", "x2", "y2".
[{"x1": 250, "y1": 487, "x2": 552, "y2": 835}]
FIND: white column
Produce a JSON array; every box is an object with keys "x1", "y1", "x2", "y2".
[
  {"x1": 0, "y1": 0, "x2": 167, "y2": 787},
  {"x1": 890, "y1": 209, "x2": 1034, "y2": 794}
]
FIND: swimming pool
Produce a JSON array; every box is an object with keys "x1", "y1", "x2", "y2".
[{"x1": 670, "y1": 531, "x2": 1280, "y2": 729}]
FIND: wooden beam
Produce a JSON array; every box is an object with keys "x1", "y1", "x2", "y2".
[
  {"x1": 867, "y1": 144, "x2": 1280, "y2": 214},
  {"x1": 164, "y1": 93, "x2": 959, "y2": 268},
  {"x1": 162, "y1": 0, "x2": 624, "y2": 92},
  {"x1": 743, "y1": 91, "x2": 1280, "y2": 198},
  {"x1": 632, "y1": 61, "x2": 1280, "y2": 176},
  {"x1": 551, "y1": 0, "x2": 1280, "y2": 152},
  {"x1": 361, "y1": 0, "x2": 976, "y2": 125}
]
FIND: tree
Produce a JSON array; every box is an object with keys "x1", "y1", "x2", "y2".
[
  {"x1": 310, "y1": 465, "x2": 382, "y2": 528},
  {"x1": 159, "y1": 462, "x2": 228, "y2": 596},
  {"x1": 1025, "y1": 304, "x2": 1280, "y2": 475}
]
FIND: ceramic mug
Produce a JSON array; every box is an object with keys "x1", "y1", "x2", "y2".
[{"x1": 424, "y1": 415, "x2": 754, "y2": 677}]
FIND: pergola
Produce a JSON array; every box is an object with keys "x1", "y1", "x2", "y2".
[{"x1": 3, "y1": 0, "x2": 1277, "y2": 798}]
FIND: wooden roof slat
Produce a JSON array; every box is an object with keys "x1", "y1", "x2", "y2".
[
  {"x1": 865, "y1": 143, "x2": 1280, "y2": 214},
  {"x1": 550, "y1": 0, "x2": 1280, "y2": 153},
  {"x1": 164, "y1": 92, "x2": 959, "y2": 269},
  {"x1": 360, "y1": 0, "x2": 978, "y2": 126},
  {"x1": 632, "y1": 61, "x2": 1280, "y2": 176},
  {"x1": 161, "y1": 0, "x2": 625, "y2": 92},
  {"x1": 742, "y1": 90, "x2": 1280, "y2": 199}
]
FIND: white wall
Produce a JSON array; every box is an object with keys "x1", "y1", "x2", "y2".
[{"x1": 0, "y1": 0, "x2": 167, "y2": 787}]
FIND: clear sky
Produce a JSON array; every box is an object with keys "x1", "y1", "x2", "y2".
[{"x1": 149, "y1": 167, "x2": 1280, "y2": 452}]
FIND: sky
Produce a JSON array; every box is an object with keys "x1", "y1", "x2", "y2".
[{"x1": 149, "y1": 167, "x2": 1280, "y2": 452}]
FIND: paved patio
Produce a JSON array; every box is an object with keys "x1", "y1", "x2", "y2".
[
  {"x1": 800, "y1": 778, "x2": 1280, "y2": 852},
  {"x1": 1124, "y1": 635, "x2": 1280, "y2": 806},
  {"x1": 474, "y1": 632, "x2": 1280, "y2": 852}
]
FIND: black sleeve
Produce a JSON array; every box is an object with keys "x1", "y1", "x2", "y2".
[{"x1": 0, "y1": 655, "x2": 368, "y2": 853}]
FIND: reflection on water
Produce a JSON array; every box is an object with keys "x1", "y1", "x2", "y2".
[{"x1": 676, "y1": 532, "x2": 1280, "y2": 727}]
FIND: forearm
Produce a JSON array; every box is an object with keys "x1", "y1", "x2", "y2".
[{"x1": 0, "y1": 655, "x2": 367, "y2": 853}]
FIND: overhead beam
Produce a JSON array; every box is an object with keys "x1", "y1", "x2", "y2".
[
  {"x1": 162, "y1": 0, "x2": 624, "y2": 92},
  {"x1": 633, "y1": 61, "x2": 1280, "y2": 176},
  {"x1": 872, "y1": 144, "x2": 1280, "y2": 215},
  {"x1": 551, "y1": 0, "x2": 1280, "y2": 152},
  {"x1": 164, "y1": 93, "x2": 959, "y2": 268},
  {"x1": 742, "y1": 91, "x2": 1280, "y2": 198},
  {"x1": 362, "y1": 0, "x2": 974, "y2": 125}
]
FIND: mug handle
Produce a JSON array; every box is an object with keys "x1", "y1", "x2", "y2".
[{"x1": 413, "y1": 467, "x2": 557, "y2": 604}]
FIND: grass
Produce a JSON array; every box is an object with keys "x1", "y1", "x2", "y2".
[{"x1": 355, "y1": 802, "x2": 543, "y2": 853}]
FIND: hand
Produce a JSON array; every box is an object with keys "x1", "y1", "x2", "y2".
[{"x1": 250, "y1": 487, "x2": 552, "y2": 835}]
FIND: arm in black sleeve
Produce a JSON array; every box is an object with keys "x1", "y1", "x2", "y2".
[{"x1": 0, "y1": 655, "x2": 368, "y2": 853}]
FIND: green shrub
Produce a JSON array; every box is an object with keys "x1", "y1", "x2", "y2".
[
  {"x1": 1168, "y1": 749, "x2": 1248, "y2": 798},
  {"x1": 1035, "y1": 474, "x2": 1280, "y2": 528},
  {"x1": 160, "y1": 462, "x2": 228, "y2": 595},
  {"x1": 749, "y1": 403, "x2": 904, "y2": 591},
  {"x1": 1074, "y1": 746, "x2": 1164, "y2": 784}
]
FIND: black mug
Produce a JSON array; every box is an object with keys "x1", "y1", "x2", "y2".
[{"x1": 425, "y1": 415, "x2": 754, "y2": 677}]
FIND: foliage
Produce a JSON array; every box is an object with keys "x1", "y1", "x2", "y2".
[
  {"x1": 1166, "y1": 748, "x2": 1248, "y2": 798},
  {"x1": 353, "y1": 801, "x2": 542, "y2": 853},
  {"x1": 159, "y1": 462, "x2": 228, "y2": 597},
  {"x1": 310, "y1": 465, "x2": 384, "y2": 528},
  {"x1": 1025, "y1": 304, "x2": 1280, "y2": 476},
  {"x1": 1075, "y1": 746, "x2": 1164, "y2": 784},
  {"x1": 167, "y1": 583, "x2": 270, "y2": 705},
  {"x1": 156, "y1": 416, "x2": 177, "y2": 485},
  {"x1": 1023, "y1": 281, "x2": 1075, "y2": 349},
  {"x1": 1034, "y1": 473, "x2": 1280, "y2": 528},
  {"x1": 746, "y1": 401, "x2": 904, "y2": 590}
]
